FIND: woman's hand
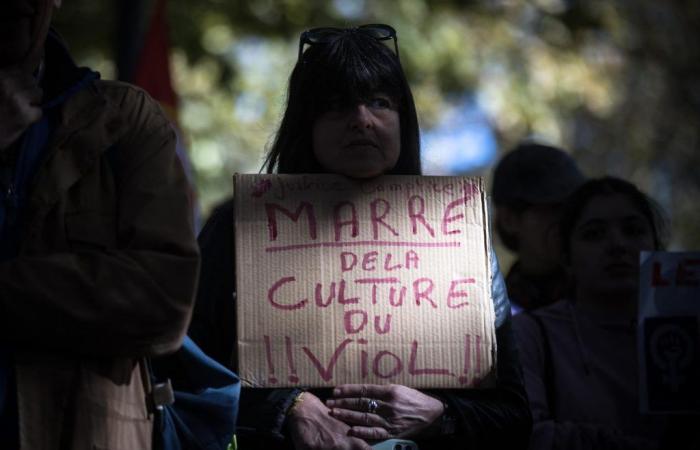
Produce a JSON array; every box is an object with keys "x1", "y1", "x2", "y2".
[
  {"x1": 326, "y1": 384, "x2": 444, "y2": 440},
  {"x1": 287, "y1": 392, "x2": 373, "y2": 450}
]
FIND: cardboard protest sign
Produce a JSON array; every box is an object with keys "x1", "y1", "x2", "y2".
[
  {"x1": 234, "y1": 174, "x2": 495, "y2": 388},
  {"x1": 639, "y1": 251, "x2": 700, "y2": 413}
]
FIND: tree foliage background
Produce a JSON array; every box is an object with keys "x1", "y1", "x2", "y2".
[{"x1": 54, "y1": 0, "x2": 699, "y2": 249}]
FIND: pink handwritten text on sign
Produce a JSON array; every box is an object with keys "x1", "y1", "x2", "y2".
[{"x1": 235, "y1": 174, "x2": 495, "y2": 388}]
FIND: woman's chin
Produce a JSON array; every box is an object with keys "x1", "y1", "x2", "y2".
[
  {"x1": 589, "y1": 283, "x2": 639, "y2": 304},
  {"x1": 338, "y1": 167, "x2": 386, "y2": 179}
]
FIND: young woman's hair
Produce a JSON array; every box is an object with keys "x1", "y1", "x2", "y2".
[
  {"x1": 560, "y1": 176, "x2": 669, "y2": 260},
  {"x1": 262, "y1": 28, "x2": 421, "y2": 175}
]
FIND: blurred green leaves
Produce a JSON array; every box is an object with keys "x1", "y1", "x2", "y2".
[{"x1": 53, "y1": 0, "x2": 700, "y2": 248}]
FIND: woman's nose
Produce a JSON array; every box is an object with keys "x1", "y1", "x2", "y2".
[
  {"x1": 605, "y1": 227, "x2": 632, "y2": 255},
  {"x1": 606, "y1": 240, "x2": 628, "y2": 257},
  {"x1": 348, "y1": 104, "x2": 373, "y2": 129}
]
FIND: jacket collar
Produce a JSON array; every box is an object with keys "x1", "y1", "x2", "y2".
[{"x1": 28, "y1": 33, "x2": 128, "y2": 210}]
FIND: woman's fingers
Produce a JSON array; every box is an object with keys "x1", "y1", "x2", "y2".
[
  {"x1": 328, "y1": 384, "x2": 446, "y2": 440},
  {"x1": 327, "y1": 397, "x2": 387, "y2": 413},
  {"x1": 287, "y1": 392, "x2": 375, "y2": 450},
  {"x1": 333, "y1": 384, "x2": 393, "y2": 400},
  {"x1": 329, "y1": 406, "x2": 390, "y2": 428},
  {"x1": 348, "y1": 438, "x2": 374, "y2": 450},
  {"x1": 348, "y1": 425, "x2": 393, "y2": 441}
]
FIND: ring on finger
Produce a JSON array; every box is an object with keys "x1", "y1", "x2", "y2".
[{"x1": 367, "y1": 399, "x2": 379, "y2": 414}]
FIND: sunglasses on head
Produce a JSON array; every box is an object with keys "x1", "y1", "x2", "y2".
[{"x1": 298, "y1": 24, "x2": 399, "y2": 61}]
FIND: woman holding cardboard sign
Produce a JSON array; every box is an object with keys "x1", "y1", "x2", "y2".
[{"x1": 189, "y1": 24, "x2": 530, "y2": 449}]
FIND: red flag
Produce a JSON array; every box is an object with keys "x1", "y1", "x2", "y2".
[
  {"x1": 133, "y1": 0, "x2": 177, "y2": 114},
  {"x1": 132, "y1": 0, "x2": 201, "y2": 230}
]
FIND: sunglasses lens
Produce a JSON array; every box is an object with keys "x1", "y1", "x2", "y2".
[
  {"x1": 360, "y1": 25, "x2": 394, "y2": 40},
  {"x1": 305, "y1": 28, "x2": 342, "y2": 44}
]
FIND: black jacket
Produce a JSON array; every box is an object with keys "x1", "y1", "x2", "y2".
[{"x1": 189, "y1": 199, "x2": 532, "y2": 449}]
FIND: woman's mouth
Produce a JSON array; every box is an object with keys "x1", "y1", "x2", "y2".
[
  {"x1": 603, "y1": 262, "x2": 637, "y2": 276},
  {"x1": 345, "y1": 139, "x2": 377, "y2": 149}
]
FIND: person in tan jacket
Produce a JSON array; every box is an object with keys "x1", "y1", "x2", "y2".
[{"x1": 0, "y1": 1, "x2": 200, "y2": 448}]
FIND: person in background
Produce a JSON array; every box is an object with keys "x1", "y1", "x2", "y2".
[
  {"x1": 189, "y1": 24, "x2": 531, "y2": 450},
  {"x1": 491, "y1": 142, "x2": 586, "y2": 313},
  {"x1": 0, "y1": 0, "x2": 199, "y2": 448},
  {"x1": 513, "y1": 176, "x2": 671, "y2": 449}
]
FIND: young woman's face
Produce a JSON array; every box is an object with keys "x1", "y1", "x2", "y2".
[
  {"x1": 569, "y1": 193, "x2": 656, "y2": 300},
  {"x1": 312, "y1": 93, "x2": 401, "y2": 178}
]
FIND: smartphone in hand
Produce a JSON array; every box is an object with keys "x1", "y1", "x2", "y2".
[{"x1": 371, "y1": 439, "x2": 418, "y2": 450}]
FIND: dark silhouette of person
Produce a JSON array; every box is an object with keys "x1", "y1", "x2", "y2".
[
  {"x1": 0, "y1": 1, "x2": 199, "y2": 448},
  {"x1": 492, "y1": 142, "x2": 585, "y2": 313}
]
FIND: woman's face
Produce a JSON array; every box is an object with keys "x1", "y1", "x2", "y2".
[
  {"x1": 569, "y1": 193, "x2": 656, "y2": 300},
  {"x1": 312, "y1": 93, "x2": 401, "y2": 178}
]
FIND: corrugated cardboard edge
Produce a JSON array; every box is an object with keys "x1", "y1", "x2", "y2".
[{"x1": 483, "y1": 182, "x2": 498, "y2": 385}]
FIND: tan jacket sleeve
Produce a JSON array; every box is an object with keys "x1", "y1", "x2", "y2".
[{"x1": 0, "y1": 84, "x2": 200, "y2": 358}]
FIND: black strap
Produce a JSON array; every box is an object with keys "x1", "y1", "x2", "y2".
[
  {"x1": 525, "y1": 312, "x2": 557, "y2": 416},
  {"x1": 140, "y1": 357, "x2": 174, "y2": 450}
]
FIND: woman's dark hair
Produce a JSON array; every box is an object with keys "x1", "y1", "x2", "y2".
[
  {"x1": 262, "y1": 28, "x2": 421, "y2": 175},
  {"x1": 560, "y1": 176, "x2": 668, "y2": 260}
]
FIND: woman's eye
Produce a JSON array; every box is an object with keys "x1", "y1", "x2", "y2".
[
  {"x1": 578, "y1": 226, "x2": 605, "y2": 241},
  {"x1": 367, "y1": 97, "x2": 393, "y2": 109},
  {"x1": 622, "y1": 222, "x2": 651, "y2": 238},
  {"x1": 327, "y1": 100, "x2": 343, "y2": 111}
]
